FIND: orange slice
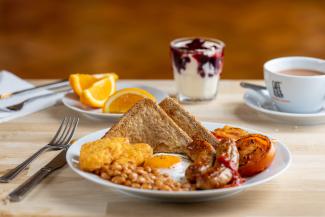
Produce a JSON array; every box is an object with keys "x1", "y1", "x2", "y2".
[
  {"x1": 103, "y1": 88, "x2": 156, "y2": 113},
  {"x1": 69, "y1": 73, "x2": 118, "y2": 97},
  {"x1": 80, "y1": 76, "x2": 116, "y2": 108},
  {"x1": 94, "y1": 73, "x2": 119, "y2": 80},
  {"x1": 69, "y1": 74, "x2": 98, "y2": 97}
]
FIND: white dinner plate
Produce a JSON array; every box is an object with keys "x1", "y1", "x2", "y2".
[
  {"x1": 244, "y1": 89, "x2": 325, "y2": 125},
  {"x1": 62, "y1": 83, "x2": 168, "y2": 121},
  {"x1": 66, "y1": 122, "x2": 291, "y2": 202}
]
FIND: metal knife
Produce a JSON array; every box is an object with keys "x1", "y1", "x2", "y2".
[
  {"x1": 0, "y1": 79, "x2": 69, "y2": 99},
  {"x1": 8, "y1": 149, "x2": 67, "y2": 202}
]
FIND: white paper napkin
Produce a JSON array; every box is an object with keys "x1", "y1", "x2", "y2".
[{"x1": 0, "y1": 71, "x2": 66, "y2": 123}]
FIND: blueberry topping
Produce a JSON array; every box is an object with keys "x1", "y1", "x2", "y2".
[
  {"x1": 171, "y1": 38, "x2": 223, "y2": 76},
  {"x1": 193, "y1": 53, "x2": 219, "y2": 78},
  {"x1": 171, "y1": 47, "x2": 190, "y2": 73},
  {"x1": 199, "y1": 72, "x2": 206, "y2": 78},
  {"x1": 185, "y1": 38, "x2": 207, "y2": 50}
]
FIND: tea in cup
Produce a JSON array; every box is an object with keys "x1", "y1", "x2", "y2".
[{"x1": 264, "y1": 56, "x2": 325, "y2": 113}]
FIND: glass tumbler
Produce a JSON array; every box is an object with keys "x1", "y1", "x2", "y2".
[{"x1": 170, "y1": 37, "x2": 225, "y2": 103}]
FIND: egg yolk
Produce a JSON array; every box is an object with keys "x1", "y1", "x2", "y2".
[{"x1": 144, "y1": 155, "x2": 181, "y2": 168}]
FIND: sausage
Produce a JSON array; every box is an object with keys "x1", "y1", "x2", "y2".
[
  {"x1": 185, "y1": 140, "x2": 215, "y2": 183},
  {"x1": 195, "y1": 166, "x2": 233, "y2": 189},
  {"x1": 195, "y1": 139, "x2": 239, "y2": 189},
  {"x1": 215, "y1": 138, "x2": 239, "y2": 170},
  {"x1": 185, "y1": 138, "x2": 240, "y2": 189}
]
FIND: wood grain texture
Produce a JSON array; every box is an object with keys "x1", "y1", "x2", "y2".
[
  {"x1": 0, "y1": 80, "x2": 325, "y2": 216},
  {"x1": 0, "y1": 0, "x2": 325, "y2": 79}
]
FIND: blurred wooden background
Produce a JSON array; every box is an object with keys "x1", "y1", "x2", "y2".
[{"x1": 0, "y1": 0, "x2": 324, "y2": 79}]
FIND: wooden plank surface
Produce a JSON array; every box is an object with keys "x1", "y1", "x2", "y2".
[{"x1": 0, "y1": 80, "x2": 325, "y2": 217}]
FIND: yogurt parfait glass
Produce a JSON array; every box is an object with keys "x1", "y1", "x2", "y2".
[{"x1": 170, "y1": 37, "x2": 225, "y2": 103}]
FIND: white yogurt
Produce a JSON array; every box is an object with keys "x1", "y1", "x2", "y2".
[{"x1": 173, "y1": 55, "x2": 220, "y2": 99}]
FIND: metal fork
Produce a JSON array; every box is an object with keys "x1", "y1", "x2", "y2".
[
  {"x1": 0, "y1": 87, "x2": 70, "y2": 112},
  {"x1": 0, "y1": 116, "x2": 79, "y2": 183}
]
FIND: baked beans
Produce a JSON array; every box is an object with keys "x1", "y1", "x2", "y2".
[{"x1": 98, "y1": 162, "x2": 191, "y2": 191}]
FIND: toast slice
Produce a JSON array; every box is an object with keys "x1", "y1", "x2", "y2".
[
  {"x1": 159, "y1": 97, "x2": 219, "y2": 148},
  {"x1": 104, "y1": 98, "x2": 192, "y2": 153}
]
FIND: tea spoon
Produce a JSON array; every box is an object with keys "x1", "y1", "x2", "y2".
[
  {"x1": 240, "y1": 82, "x2": 278, "y2": 111},
  {"x1": 240, "y1": 82, "x2": 266, "y2": 91}
]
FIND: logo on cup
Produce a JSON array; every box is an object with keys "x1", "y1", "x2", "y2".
[{"x1": 272, "y1": 81, "x2": 283, "y2": 98}]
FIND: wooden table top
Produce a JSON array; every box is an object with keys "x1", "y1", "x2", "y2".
[{"x1": 1, "y1": 80, "x2": 325, "y2": 217}]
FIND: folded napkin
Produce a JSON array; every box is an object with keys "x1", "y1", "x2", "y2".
[{"x1": 0, "y1": 71, "x2": 66, "y2": 123}]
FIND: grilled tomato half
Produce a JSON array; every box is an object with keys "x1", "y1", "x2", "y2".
[
  {"x1": 236, "y1": 134, "x2": 275, "y2": 177},
  {"x1": 212, "y1": 125, "x2": 249, "y2": 142}
]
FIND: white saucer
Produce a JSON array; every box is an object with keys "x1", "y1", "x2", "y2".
[
  {"x1": 66, "y1": 122, "x2": 291, "y2": 202},
  {"x1": 244, "y1": 89, "x2": 325, "y2": 125},
  {"x1": 62, "y1": 83, "x2": 168, "y2": 121}
]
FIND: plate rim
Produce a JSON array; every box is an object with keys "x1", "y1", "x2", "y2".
[
  {"x1": 66, "y1": 121, "x2": 292, "y2": 197},
  {"x1": 243, "y1": 90, "x2": 325, "y2": 118},
  {"x1": 62, "y1": 84, "x2": 168, "y2": 118},
  {"x1": 62, "y1": 92, "x2": 122, "y2": 117}
]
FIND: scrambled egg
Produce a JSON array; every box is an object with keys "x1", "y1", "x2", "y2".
[{"x1": 79, "y1": 137, "x2": 153, "y2": 172}]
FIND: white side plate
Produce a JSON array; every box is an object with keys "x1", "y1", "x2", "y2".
[
  {"x1": 62, "y1": 83, "x2": 168, "y2": 121},
  {"x1": 66, "y1": 122, "x2": 291, "y2": 202}
]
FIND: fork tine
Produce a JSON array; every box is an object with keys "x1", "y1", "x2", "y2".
[
  {"x1": 57, "y1": 116, "x2": 75, "y2": 145},
  {"x1": 55, "y1": 116, "x2": 73, "y2": 145},
  {"x1": 49, "y1": 117, "x2": 67, "y2": 144},
  {"x1": 61, "y1": 117, "x2": 79, "y2": 146}
]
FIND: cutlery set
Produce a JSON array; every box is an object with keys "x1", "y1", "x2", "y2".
[
  {"x1": 0, "y1": 116, "x2": 79, "y2": 202},
  {"x1": 0, "y1": 80, "x2": 78, "y2": 201},
  {"x1": 0, "y1": 79, "x2": 70, "y2": 112}
]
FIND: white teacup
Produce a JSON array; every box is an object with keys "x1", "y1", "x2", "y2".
[{"x1": 264, "y1": 56, "x2": 325, "y2": 113}]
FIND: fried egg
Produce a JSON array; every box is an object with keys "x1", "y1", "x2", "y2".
[{"x1": 145, "y1": 153, "x2": 191, "y2": 181}]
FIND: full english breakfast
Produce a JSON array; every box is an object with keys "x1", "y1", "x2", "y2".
[{"x1": 79, "y1": 97, "x2": 275, "y2": 191}]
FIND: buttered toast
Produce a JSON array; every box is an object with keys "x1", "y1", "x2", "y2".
[
  {"x1": 104, "y1": 98, "x2": 192, "y2": 153},
  {"x1": 159, "y1": 97, "x2": 219, "y2": 148}
]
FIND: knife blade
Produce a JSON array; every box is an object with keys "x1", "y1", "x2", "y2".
[
  {"x1": 0, "y1": 79, "x2": 69, "y2": 99},
  {"x1": 8, "y1": 149, "x2": 67, "y2": 202}
]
